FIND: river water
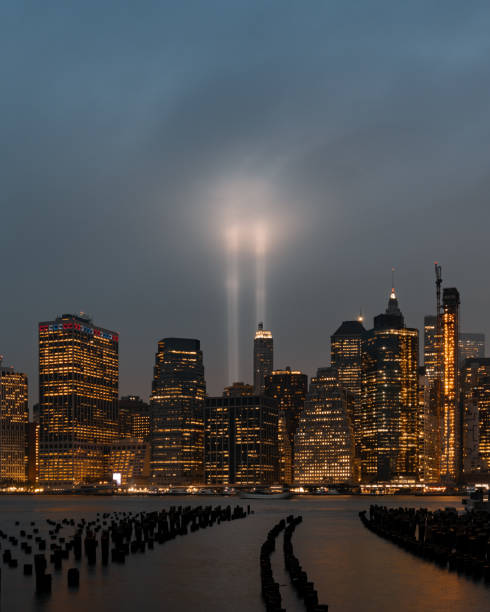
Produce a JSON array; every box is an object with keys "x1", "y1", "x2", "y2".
[{"x1": 0, "y1": 495, "x2": 487, "y2": 611}]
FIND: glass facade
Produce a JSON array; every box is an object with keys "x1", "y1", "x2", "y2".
[
  {"x1": 423, "y1": 315, "x2": 439, "y2": 385},
  {"x1": 294, "y1": 367, "x2": 354, "y2": 485},
  {"x1": 119, "y1": 395, "x2": 150, "y2": 441},
  {"x1": 417, "y1": 368, "x2": 440, "y2": 483},
  {"x1": 0, "y1": 360, "x2": 28, "y2": 483},
  {"x1": 38, "y1": 314, "x2": 119, "y2": 484},
  {"x1": 205, "y1": 395, "x2": 279, "y2": 485},
  {"x1": 459, "y1": 333, "x2": 485, "y2": 368},
  {"x1": 150, "y1": 338, "x2": 206, "y2": 484}
]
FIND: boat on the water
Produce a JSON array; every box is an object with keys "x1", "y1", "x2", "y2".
[{"x1": 239, "y1": 488, "x2": 292, "y2": 500}]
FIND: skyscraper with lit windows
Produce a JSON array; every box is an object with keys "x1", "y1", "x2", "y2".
[
  {"x1": 264, "y1": 367, "x2": 307, "y2": 483},
  {"x1": 205, "y1": 395, "x2": 278, "y2": 486},
  {"x1": 38, "y1": 314, "x2": 119, "y2": 484},
  {"x1": 253, "y1": 323, "x2": 273, "y2": 394},
  {"x1": 150, "y1": 338, "x2": 206, "y2": 484},
  {"x1": 440, "y1": 288, "x2": 461, "y2": 483},
  {"x1": 459, "y1": 333, "x2": 485, "y2": 368},
  {"x1": 0, "y1": 358, "x2": 29, "y2": 483},
  {"x1": 331, "y1": 320, "x2": 365, "y2": 472},
  {"x1": 424, "y1": 315, "x2": 439, "y2": 385},
  {"x1": 360, "y1": 288, "x2": 419, "y2": 483},
  {"x1": 462, "y1": 357, "x2": 490, "y2": 476},
  {"x1": 294, "y1": 367, "x2": 354, "y2": 485}
]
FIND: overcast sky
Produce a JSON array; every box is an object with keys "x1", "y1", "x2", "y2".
[{"x1": 1, "y1": 1, "x2": 490, "y2": 402}]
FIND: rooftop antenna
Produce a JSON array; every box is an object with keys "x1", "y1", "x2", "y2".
[
  {"x1": 390, "y1": 267, "x2": 396, "y2": 298},
  {"x1": 357, "y1": 308, "x2": 364, "y2": 323}
]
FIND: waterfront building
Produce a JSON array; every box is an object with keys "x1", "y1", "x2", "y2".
[
  {"x1": 205, "y1": 395, "x2": 278, "y2": 486},
  {"x1": 0, "y1": 359, "x2": 29, "y2": 483},
  {"x1": 119, "y1": 395, "x2": 150, "y2": 441},
  {"x1": 253, "y1": 323, "x2": 273, "y2": 395},
  {"x1": 440, "y1": 288, "x2": 461, "y2": 483},
  {"x1": 330, "y1": 320, "x2": 365, "y2": 475},
  {"x1": 423, "y1": 315, "x2": 439, "y2": 385},
  {"x1": 360, "y1": 288, "x2": 419, "y2": 483},
  {"x1": 417, "y1": 368, "x2": 440, "y2": 483},
  {"x1": 294, "y1": 367, "x2": 354, "y2": 485},
  {"x1": 459, "y1": 333, "x2": 485, "y2": 368},
  {"x1": 462, "y1": 358, "x2": 490, "y2": 476},
  {"x1": 38, "y1": 314, "x2": 119, "y2": 484},
  {"x1": 223, "y1": 382, "x2": 254, "y2": 398},
  {"x1": 264, "y1": 367, "x2": 307, "y2": 484},
  {"x1": 150, "y1": 338, "x2": 206, "y2": 484}
]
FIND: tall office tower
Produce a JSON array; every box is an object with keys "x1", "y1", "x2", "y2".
[
  {"x1": 223, "y1": 382, "x2": 254, "y2": 398},
  {"x1": 150, "y1": 338, "x2": 206, "y2": 484},
  {"x1": 417, "y1": 367, "x2": 440, "y2": 483},
  {"x1": 360, "y1": 288, "x2": 419, "y2": 483},
  {"x1": 440, "y1": 288, "x2": 461, "y2": 483},
  {"x1": 459, "y1": 333, "x2": 485, "y2": 368},
  {"x1": 424, "y1": 315, "x2": 439, "y2": 384},
  {"x1": 119, "y1": 395, "x2": 150, "y2": 441},
  {"x1": 294, "y1": 367, "x2": 354, "y2": 486},
  {"x1": 331, "y1": 320, "x2": 365, "y2": 471},
  {"x1": 38, "y1": 314, "x2": 119, "y2": 484},
  {"x1": 27, "y1": 422, "x2": 39, "y2": 484},
  {"x1": 0, "y1": 359, "x2": 28, "y2": 483},
  {"x1": 205, "y1": 395, "x2": 278, "y2": 485},
  {"x1": 253, "y1": 323, "x2": 273, "y2": 394},
  {"x1": 462, "y1": 358, "x2": 490, "y2": 475},
  {"x1": 264, "y1": 367, "x2": 308, "y2": 484}
]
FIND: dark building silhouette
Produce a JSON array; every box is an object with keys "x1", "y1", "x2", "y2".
[
  {"x1": 150, "y1": 338, "x2": 206, "y2": 484},
  {"x1": 253, "y1": 323, "x2": 273, "y2": 394},
  {"x1": 38, "y1": 314, "x2": 119, "y2": 484},
  {"x1": 223, "y1": 382, "x2": 254, "y2": 398},
  {"x1": 205, "y1": 395, "x2": 278, "y2": 486},
  {"x1": 360, "y1": 288, "x2": 419, "y2": 483}
]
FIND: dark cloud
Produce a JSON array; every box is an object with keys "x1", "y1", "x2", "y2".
[{"x1": 1, "y1": 1, "x2": 490, "y2": 400}]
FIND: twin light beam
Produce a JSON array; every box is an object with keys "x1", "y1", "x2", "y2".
[{"x1": 226, "y1": 223, "x2": 268, "y2": 385}]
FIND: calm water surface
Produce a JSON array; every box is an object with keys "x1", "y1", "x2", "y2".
[{"x1": 0, "y1": 495, "x2": 487, "y2": 611}]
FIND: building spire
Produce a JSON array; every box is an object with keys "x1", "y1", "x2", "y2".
[{"x1": 386, "y1": 268, "x2": 402, "y2": 316}]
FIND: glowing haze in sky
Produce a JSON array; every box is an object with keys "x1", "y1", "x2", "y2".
[{"x1": 1, "y1": 1, "x2": 490, "y2": 401}]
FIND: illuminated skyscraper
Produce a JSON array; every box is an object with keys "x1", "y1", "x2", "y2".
[
  {"x1": 294, "y1": 367, "x2": 354, "y2": 485},
  {"x1": 150, "y1": 338, "x2": 206, "y2": 484},
  {"x1": 38, "y1": 314, "x2": 119, "y2": 484},
  {"x1": 440, "y1": 288, "x2": 461, "y2": 483},
  {"x1": 459, "y1": 333, "x2": 485, "y2": 368},
  {"x1": 462, "y1": 358, "x2": 490, "y2": 475},
  {"x1": 360, "y1": 288, "x2": 419, "y2": 483},
  {"x1": 0, "y1": 359, "x2": 28, "y2": 483},
  {"x1": 205, "y1": 395, "x2": 278, "y2": 485},
  {"x1": 331, "y1": 320, "x2": 365, "y2": 473},
  {"x1": 424, "y1": 315, "x2": 439, "y2": 384},
  {"x1": 253, "y1": 323, "x2": 273, "y2": 394},
  {"x1": 265, "y1": 367, "x2": 307, "y2": 484}
]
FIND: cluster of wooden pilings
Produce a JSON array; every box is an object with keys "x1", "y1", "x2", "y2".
[
  {"x1": 0, "y1": 504, "x2": 250, "y2": 596},
  {"x1": 283, "y1": 516, "x2": 328, "y2": 611},
  {"x1": 260, "y1": 515, "x2": 328, "y2": 612},
  {"x1": 359, "y1": 505, "x2": 490, "y2": 583}
]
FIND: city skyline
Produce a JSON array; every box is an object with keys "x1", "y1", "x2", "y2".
[{"x1": 1, "y1": 2, "x2": 490, "y2": 403}]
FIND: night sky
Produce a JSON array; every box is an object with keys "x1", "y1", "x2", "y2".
[{"x1": 2, "y1": 1, "x2": 490, "y2": 403}]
